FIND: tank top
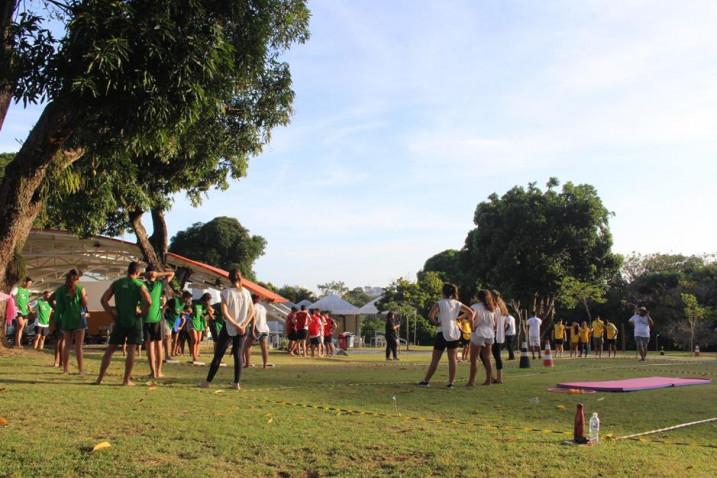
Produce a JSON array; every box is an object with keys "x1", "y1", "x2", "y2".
[{"x1": 436, "y1": 299, "x2": 462, "y2": 341}]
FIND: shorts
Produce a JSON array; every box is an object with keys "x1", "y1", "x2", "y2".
[
  {"x1": 297, "y1": 330, "x2": 308, "y2": 340},
  {"x1": 528, "y1": 336, "x2": 540, "y2": 347},
  {"x1": 310, "y1": 336, "x2": 320, "y2": 346},
  {"x1": 255, "y1": 332, "x2": 269, "y2": 342},
  {"x1": 434, "y1": 332, "x2": 460, "y2": 351},
  {"x1": 593, "y1": 336, "x2": 604, "y2": 345},
  {"x1": 80, "y1": 315, "x2": 88, "y2": 330},
  {"x1": 606, "y1": 339, "x2": 616, "y2": 346},
  {"x1": 459, "y1": 337, "x2": 470, "y2": 347},
  {"x1": 109, "y1": 323, "x2": 144, "y2": 345},
  {"x1": 324, "y1": 335, "x2": 332, "y2": 345},
  {"x1": 161, "y1": 320, "x2": 172, "y2": 338},
  {"x1": 208, "y1": 321, "x2": 220, "y2": 342},
  {"x1": 635, "y1": 336, "x2": 649, "y2": 347},
  {"x1": 35, "y1": 326, "x2": 50, "y2": 337},
  {"x1": 554, "y1": 339, "x2": 564, "y2": 346},
  {"x1": 15, "y1": 313, "x2": 28, "y2": 321},
  {"x1": 471, "y1": 335, "x2": 494, "y2": 347},
  {"x1": 288, "y1": 332, "x2": 299, "y2": 341},
  {"x1": 144, "y1": 322, "x2": 162, "y2": 342}
]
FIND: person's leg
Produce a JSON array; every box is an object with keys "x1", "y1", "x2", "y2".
[
  {"x1": 422, "y1": 349, "x2": 444, "y2": 384},
  {"x1": 204, "y1": 329, "x2": 232, "y2": 385},
  {"x1": 481, "y1": 345, "x2": 492, "y2": 385},
  {"x1": 190, "y1": 331, "x2": 198, "y2": 362},
  {"x1": 231, "y1": 334, "x2": 246, "y2": 387},
  {"x1": 74, "y1": 329, "x2": 85, "y2": 374},
  {"x1": 146, "y1": 329, "x2": 158, "y2": 378},
  {"x1": 393, "y1": 338, "x2": 399, "y2": 359},
  {"x1": 123, "y1": 345, "x2": 137, "y2": 385},
  {"x1": 61, "y1": 330, "x2": 73, "y2": 373},
  {"x1": 54, "y1": 334, "x2": 64, "y2": 367},
  {"x1": 386, "y1": 339, "x2": 391, "y2": 360},
  {"x1": 33, "y1": 328, "x2": 40, "y2": 349},
  {"x1": 507, "y1": 336, "x2": 515, "y2": 360},
  {"x1": 95, "y1": 344, "x2": 118, "y2": 384},
  {"x1": 447, "y1": 348, "x2": 458, "y2": 385},
  {"x1": 155, "y1": 340, "x2": 164, "y2": 377},
  {"x1": 492, "y1": 342, "x2": 503, "y2": 383},
  {"x1": 467, "y1": 345, "x2": 479, "y2": 386},
  {"x1": 260, "y1": 338, "x2": 269, "y2": 367},
  {"x1": 15, "y1": 317, "x2": 25, "y2": 347},
  {"x1": 163, "y1": 326, "x2": 172, "y2": 360},
  {"x1": 243, "y1": 336, "x2": 254, "y2": 367}
]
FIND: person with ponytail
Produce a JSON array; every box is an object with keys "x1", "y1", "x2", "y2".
[
  {"x1": 418, "y1": 283, "x2": 474, "y2": 388},
  {"x1": 50, "y1": 269, "x2": 88, "y2": 375},
  {"x1": 491, "y1": 290, "x2": 509, "y2": 384},
  {"x1": 467, "y1": 290, "x2": 496, "y2": 386}
]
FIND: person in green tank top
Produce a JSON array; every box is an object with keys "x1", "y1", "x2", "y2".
[
  {"x1": 142, "y1": 266, "x2": 175, "y2": 379},
  {"x1": 164, "y1": 292, "x2": 184, "y2": 361},
  {"x1": 12, "y1": 277, "x2": 33, "y2": 348},
  {"x1": 209, "y1": 301, "x2": 225, "y2": 354},
  {"x1": 95, "y1": 262, "x2": 152, "y2": 386},
  {"x1": 32, "y1": 290, "x2": 53, "y2": 351},
  {"x1": 49, "y1": 270, "x2": 88, "y2": 375},
  {"x1": 189, "y1": 293, "x2": 213, "y2": 364}
]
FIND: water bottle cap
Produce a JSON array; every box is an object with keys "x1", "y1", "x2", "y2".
[{"x1": 592, "y1": 412, "x2": 598, "y2": 416}]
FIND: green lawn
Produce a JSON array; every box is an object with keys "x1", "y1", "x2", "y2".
[{"x1": 1, "y1": 345, "x2": 716, "y2": 477}]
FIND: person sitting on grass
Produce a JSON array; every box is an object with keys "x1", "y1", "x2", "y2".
[
  {"x1": 569, "y1": 322, "x2": 580, "y2": 358},
  {"x1": 578, "y1": 321, "x2": 591, "y2": 358},
  {"x1": 418, "y1": 283, "x2": 474, "y2": 389},
  {"x1": 467, "y1": 290, "x2": 496, "y2": 387},
  {"x1": 200, "y1": 268, "x2": 255, "y2": 390},
  {"x1": 553, "y1": 320, "x2": 566, "y2": 358},
  {"x1": 33, "y1": 290, "x2": 53, "y2": 351},
  {"x1": 96, "y1": 262, "x2": 152, "y2": 386},
  {"x1": 605, "y1": 319, "x2": 618, "y2": 358}
]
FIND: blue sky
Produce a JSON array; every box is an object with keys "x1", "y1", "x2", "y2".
[{"x1": 2, "y1": 0, "x2": 716, "y2": 291}]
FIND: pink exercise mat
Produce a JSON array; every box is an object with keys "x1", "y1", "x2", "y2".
[{"x1": 557, "y1": 376, "x2": 711, "y2": 392}]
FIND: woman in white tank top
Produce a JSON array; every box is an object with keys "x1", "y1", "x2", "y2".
[
  {"x1": 467, "y1": 289, "x2": 497, "y2": 386},
  {"x1": 418, "y1": 283, "x2": 474, "y2": 388}
]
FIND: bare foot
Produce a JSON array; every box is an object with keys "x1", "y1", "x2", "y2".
[
  {"x1": 122, "y1": 380, "x2": 135, "y2": 386},
  {"x1": 156, "y1": 373, "x2": 165, "y2": 378},
  {"x1": 93, "y1": 379, "x2": 102, "y2": 385},
  {"x1": 231, "y1": 383, "x2": 241, "y2": 390},
  {"x1": 481, "y1": 381, "x2": 491, "y2": 386},
  {"x1": 198, "y1": 381, "x2": 210, "y2": 388},
  {"x1": 465, "y1": 382, "x2": 475, "y2": 387}
]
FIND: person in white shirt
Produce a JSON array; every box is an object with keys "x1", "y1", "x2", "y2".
[
  {"x1": 467, "y1": 290, "x2": 496, "y2": 387},
  {"x1": 527, "y1": 313, "x2": 543, "y2": 359},
  {"x1": 505, "y1": 313, "x2": 517, "y2": 360},
  {"x1": 418, "y1": 283, "x2": 474, "y2": 388},
  {"x1": 200, "y1": 269, "x2": 254, "y2": 390},
  {"x1": 491, "y1": 291, "x2": 509, "y2": 383},
  {"x1": 243, "y1": 294, "x2": 273, "y2": 369},
  {"x1": 629, "y1": 306, "x2": 654, "y2": 362}
]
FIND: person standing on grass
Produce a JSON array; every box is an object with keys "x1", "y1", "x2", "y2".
[
  {"x1": 189, "y1": 293, "x2": 213, "y2": 364},
  {"x1": 591, "y1": 315, "x2": 606, "y2": 358},
  {"x1": 505, "y1": 313, "x2": 517, "y2": 360},
  {"x1": 13, "y1": 277, "x2": 32, "y2": 348},
  {"x1": 578, "y1": 321, "x2": 591, "y2": 358},
  {"x1": 323, "y1": 311, "x2": 335, "y2": 356},
  {"x1": 200, "y1": 269, "x2": 255, "y2": 390},
  {"x1": 307, "y1": 309, "x2": 323, "y2": 357},
  {"x1": 467, "y1": 290, "x2": 496, "y2": 387},
  {"x1": 33, "y1": 290, "x2": 53, "y2": 350},
  {"x1": 569, "y1": 322, "x2": 580, "y2": 358},
  {"x1": 418, "y1": 283, "x2": 474, "y2": 388},
  {"x1": 250, "y1": 294, "x2": 272, "y2": 368},
  {"x1": 176, "y1": 291, "x2": 193, "y2": 356},
  {"x1": 553, "y1": 320, "x2": 566, "y2": 358},
  {"x1": 50, "y1": 269, "x2": 88, "y2": 375},
  {"x1": 527, "y1": 312, "x2": 542, "y2": 359},
  {"x1": 96, "y1": 262, "x2": 152, "y2": 386},
  {"x1": 458, "y1": 314, "x2": 472, "y2": 362},
  {"x1": 285, "y1": 306, "x2": 298, "y2": 355},
  {"x1": 295, "y1": 305, "x2": 310, "y2": 357},
  {"x1": 163, "y1": 290, "x2": 183, "y2": 361},
  {"x1": 605, "y1": 320, "x2": 618, "y2": 358},
  {"x1": 492, "y1": 292, "x2": 509, "y2": 383},
  {"x1": 629, "y1": 306, "x2": 654, "y2": 362},
  {"x1": 142, "y1": 267, "x2": 174, "y2": 378},
  {"x1": 385, "y1": 311, "x2": 400, "y2": 361}
]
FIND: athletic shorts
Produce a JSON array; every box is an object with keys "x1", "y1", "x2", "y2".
[
  {"x1": 593, "y1": 336, "x2": 604, "y2": 345},
  {"x1": 471, "y1": 335, "x2": 494, "y2": 347},
  {"x1": 324, "y1": 335, "x2": 332, "y2": 345},
  {"x1": 554, "y1": 339, "x2": 564, "y2": 345},
  {"x1": 434, "y1": 332, "x2": 460, "y2": 351},
  {"x1": 459, "y1": 337, "x2": 470, "y2": 347},
  {"x1": 109, "y1": 323, "x2": 144, "y2": 345},
  {"x1": 297, "y1": 330, "x2": 308, "y2": 340},
  {"x1": 208, "y1": 321, "x2": 220, "y2": 342},
  {"x1": 310, "y1": 336, "x2": 320, "y2": 346},
  {"x1": 606, "y1": 339, "x2": 615, "y2": 346},
  {"x1": 161, "y1": 320, "x2": 172, "y2": 338},
  {"x1": 635, "y1": 336, "x2": 649, "y2": 347},
  {"x1": 35, "y1": 326, "x2": 50, "y2": 337},
  {"x1": 143, "y1": 322, "x2": 162, "y2": 342},
  {"x1": 528, "y1": 336, "x2": 540, "y2": 347},
  {"x1": 288, "y1": 332, "x2": 299, "y2": 341},
  {"x1": 255, "y1": 332, "x2": 269, "y2": 342}
]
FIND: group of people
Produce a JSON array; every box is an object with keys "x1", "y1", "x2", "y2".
[
  {"x1": 284, "y1": 306, "x2": 336, "y2": 358},
  {"x1": 550, "y1": 317, "x2": 620, "y2": 359}
]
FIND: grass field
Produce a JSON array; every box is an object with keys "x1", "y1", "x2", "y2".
[{"x1": 1, "y1": 345, "x2": 716, "y2": 477}]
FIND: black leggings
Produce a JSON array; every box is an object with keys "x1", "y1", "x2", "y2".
[
  {"x1": 386, "y1": 336, "x2": 398, "y2": 359},
  {"x1": 492, "y1": 342, "x2": 503, "y2": 370},
  {"x1": 206, "y1": 327, "x2": 245, "y2": 384}
]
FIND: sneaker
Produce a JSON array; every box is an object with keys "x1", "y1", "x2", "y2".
[
  {"x1": 446, "y1": 383, "x2": 455, "y2": 389},
  {"x1": 417, "y1": 381, "x2": 430, "y2": 387}
]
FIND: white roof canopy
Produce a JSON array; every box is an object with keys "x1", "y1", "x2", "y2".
[{"x1": 309, "y1": 294, "x2": 361, "y2": 315}]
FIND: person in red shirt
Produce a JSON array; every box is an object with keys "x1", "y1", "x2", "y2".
[
  {"x1": 294, "y1": 305, "x2": 310, "y2": 357},
  {"x1": 285, "y1": 307, "x2": 298, "y2": 356},
  {"x1": 307, "y1": 309, "x2": 323, "y2": 357},
  {"x1": 323, "y1": 312, "x2": 335, "y2": 356}
]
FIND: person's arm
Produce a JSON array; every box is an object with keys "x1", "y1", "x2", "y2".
[
  {"x1": 139, "y1": 285, "x2": 152, "y2": 318},
  {"x1": 458, "y1": 303, "x2": 475, "y2": 324},
  {"x1": 80, "y1": 287, "x2": 89, "y2": 309},
  {"x1": 237, "y1": 299, "x2": 255, "y2": 334},
  {"x1": 220, "y1": 299, "x2": 241, "y2": 329},
  {"x1": 48, "y1": 291, "x2": 56, "y2": 309},
  {"x1": 647, "y1": 315, "x2": 655, "y2": 327},
  {"x1": 427, "y1": 303, "x2": 439, "y2": 325},
  {"x1": 101, "y1": 286, "x2": 116, "y2": 320}
]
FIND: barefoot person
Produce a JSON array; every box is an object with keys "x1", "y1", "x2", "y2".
[
  {"x1": 553, "y1": 320, "x2": 566, "y2": 358},
  {"x1": 629, "y1": 306, "x2": 654, "y2": 362},
  {"x1": 492, "y1": 291, "x2": 509, "y2": 383},
  {"x1": 250, "y1": 294, "x2": 272, "y2": 368},
  {"x1": 467, "y1": 290, "x2": 496, "y2": 387},
  {"x1": 200, "y1": 269, "x2": 255, "y2": 390},
  {"x1": 591, "y1": 315, "x2": 606, "y2": 358},
  {"x1": 13, "y1": 277, "x2": 32, "y2": 348},
  {"x1": 323, "y1": 311, "x2": 335, "y2": 356},
  {"x1": 96, "y1": 262, "x2": 152, "y2": 386},
  {"x1": 527, "y1": 312, "x2": 542, "y2": 359},
  {"x1": 51, "y1": 270, "x2": 88, "y2": 375},
  {"x1": 418, "y1": 283, "x2": 474, "y2": 388},
  {"x1": 32, "y1": 290, "x2": 53, "y2": 350},
  {"x1": 143, "y1": 267, "x2": 175, "y2": 378},
  {"x1": 189, "y1": 293, "x2": 213, "y2": 364},
  {"x1": 605, "y1": 319, "x2": 618, "y2": 358}
]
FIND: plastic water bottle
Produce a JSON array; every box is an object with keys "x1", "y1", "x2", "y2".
[{"x1": 589, "y1": 412, "x2": 600, "y2": 443}]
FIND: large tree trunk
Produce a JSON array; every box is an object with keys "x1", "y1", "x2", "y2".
[
  {"x1": 0, "y1": 100, "x2": 78, "y2": 292},
  {"x1": 149, "y1": 207, "x2": 168, "y2": 264},
  {"x1": 130, "y1": 209, "x2": 162, "y2": 270},
  {"x1": 0, "y1": 0, "x2": 18, "y2": 131}
]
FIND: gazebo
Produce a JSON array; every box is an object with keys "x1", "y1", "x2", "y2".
[{"x1": 309, "y1": 294, "x2": 362, "y2": 335}]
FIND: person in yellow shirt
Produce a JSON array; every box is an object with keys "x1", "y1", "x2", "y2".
[
  {"x1": 591, "y1": 316, "x2": 606, "y2": 358},
  {"x1": 605, "y1": 320, "x2": 619, "y2": 358},
  {"x1": 458, "y1": 316, "x2": 472, "y2": 362},
  {"x1": 553, "y1": 320, "x2": 566, "y2": 358},
  {"x1": 578, "y1": 321, "x2": 591, "y2": 358}
]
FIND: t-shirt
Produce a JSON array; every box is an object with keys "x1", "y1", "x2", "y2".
[
  {"x1": 385, "y1": 317, "x2": 398, "y2": 337},
  {"x1": 579, "y1": 326, "x2": 591, "y2": 342},
  {"x1": 606, "y1": 323, "x2": 618, "y2": 340},
  {"x1": 527, "y1": 316, "x2": 542, "y2": 337},
  {"x1": 54, "y1": 284, "x2": 85, "y2": 331},
  {"x1": 323, "y1": 316, "x2": 334, "y2": 336},
  {"x1": 112, "y1": 278, "x2": 144, "y2": 327},
  {"x1": 471, "y1": 303, "x2": 495, "y2": 340},
  {"x1": 295, "y1": 311, "x2": 310, "y2": 330},
  {"x1": 570, "y1": 326, "x2": 580, "y2": 344},
  {"x1": 254, "y1": 303, "x2": 269, "y2": 334},
  {"x1": 142, "y1": 280, "x2": 164, "y2": 324},
  {"x1": 220, "y1": 287, "x2": 253, "y2": 337},
  {"x1": 592, "y1": 319, "x2": 605, "y2": 337},
  {"x1": 192, "y1": 303, "x2": 207, "y2": 331},
  {"x1": 285, "y1": 312, "x2": 296, "y2": 334},
  {"x1": 436, "y1": 299, "x2": 462, "y2": 341},
  {"x1": 15, "y1": 287, "x2": 30, "y2": 315},
  {"x1": 629, "y1": 314, "x2": 650, "y2": 338},
  {"x1": 166, "y1": 296, "x2": 183, "y2": 326},
  {"x1": 308, "y1": 314, "x2": 322, "y2": 337},
  {"x1": 553, "y1": 323, "x2": 566, "y2": 340},
  {"x1": 36, "y1": 299, "x2": 52, "y2": 326},
  {"x1": 494, "y1": 313, "x2": 506, "y2": 344},
  {"x1": 459, "y1": 318, "x2": 472, "y2": 340},
  {"x1": 505, "y1": 315, "x2": 516, "y2": 336}
]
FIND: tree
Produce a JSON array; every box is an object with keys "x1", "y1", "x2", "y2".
[
  {"x1": 317, "y1": 281, "x2": 349, "y2": 297},
  {"x1": 422, "y1": 249, "x2": 461, "y2": 283},
  {"x1": 276, "y1": 285, "x2": 316, "y2": 304},
  {"x1": 344, "y1": 287, "x2": 372, "y2": 307},
  {"x1": 0, "y1": 0, "x2": 310, "y2": 291},
  {"x1": 681, "y1": 293, "x2": 709, "y2": 352},
  {"x1": 169, "y1": 217, "x2": 266, "y2": 280},
  {"x1": 558, "y1": 276, "x2": 607, "y2": 322}
]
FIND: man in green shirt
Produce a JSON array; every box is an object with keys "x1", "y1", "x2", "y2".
[
  {"x1": 13, "y1": 277, "x2": 33, "y2": 348},
  {"x1": 142, "y1": 266, "x2": 175, "y2": 379},
  {"x1": 95, "y1": 262, "x2": 152, "y2": 386},
  {"x1": 32, "y1": 290, "x2": 53, "y2": 350}
]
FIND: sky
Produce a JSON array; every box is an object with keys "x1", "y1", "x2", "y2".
[{"x1": 2, "y1": 0, "x2": 717, "y2": 292}]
